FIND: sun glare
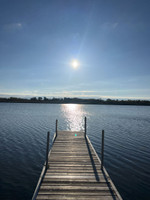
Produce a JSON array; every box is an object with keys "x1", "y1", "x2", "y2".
[
  {"x1": 66, "y1": 104, "x2": 78, "y2": 111},
  {"x1": 71, "y1": 59, "x2": 79, "y2": 69},
  {"x1": 61, "y1": 104, "x2": 85, "y2": 131}
]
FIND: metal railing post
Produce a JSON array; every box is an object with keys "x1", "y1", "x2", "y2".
[
  {"x1": 46, "y1": 131, "x2": 50, "y2": 170},
  {"x1": 56, "y1": 119, "x2": 58, "y2": 137},
  {"x1": 101, "y1": 130, "x2": 104, "y2": 170},
  {"x1": 84, "y1": 117, "x2": 87, "y2": 137}
]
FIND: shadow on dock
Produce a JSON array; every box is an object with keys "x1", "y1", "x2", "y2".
[{"x1": 85, "y1": 137, "x2": 100, "y2": 182}]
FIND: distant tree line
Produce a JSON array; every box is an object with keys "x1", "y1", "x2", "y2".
[{"x1": 0, "y1": 97, "x2": 150, "y2": 106}]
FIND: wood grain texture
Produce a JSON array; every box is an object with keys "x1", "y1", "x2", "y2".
[{"x1": 35, "y1": 131, "x2": 122, "y2": 200}]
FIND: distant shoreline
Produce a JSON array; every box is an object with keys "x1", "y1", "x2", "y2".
[{"x1": 0, "y1": 97, "x2": 150, "y2": 106}]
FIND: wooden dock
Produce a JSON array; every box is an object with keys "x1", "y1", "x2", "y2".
[{"x1": 32, "y1": 122, "x2": 122, "y2": 200}]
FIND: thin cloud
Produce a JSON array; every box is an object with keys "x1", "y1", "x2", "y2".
[
  {"x1": 3, "y1": 23, "x2": 22, "y2": 32},
  {"x1": 101, "y1": 22, "x2": 118, "y2": 31},
  {"x1": 68, "y1": 90, "x2": 97, "y2": 93}
]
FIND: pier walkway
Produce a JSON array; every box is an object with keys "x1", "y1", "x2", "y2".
[{"x1": 32, "y1": 127, "x2": 122, "y2": 200}]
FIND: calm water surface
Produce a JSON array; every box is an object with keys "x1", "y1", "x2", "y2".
[{"x1": 0, "y1": 103, "x2": 150, "y2": 200}]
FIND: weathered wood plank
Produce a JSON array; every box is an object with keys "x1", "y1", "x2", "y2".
[
  {"x1": 47, "y1": 170, "x2": 103, "y2": 173},
  {"x1": 36, "y1": 195, "x2": 117, "y2": 200},
  {"x1": 42, "y1": 178, "x2": 106, "y2": 183},
  {"x1": 41, "y1": 181, "x2": 109, "y2": 186},
  {"x1": 38, "y1": 192, "x2": 114, "y2": 196},
  {"x1": 48, "y1": 163, "x2": 101, "y2": 167},
  {"x1": 39, "y1": 185, "x2": 112, "y2": 191}
]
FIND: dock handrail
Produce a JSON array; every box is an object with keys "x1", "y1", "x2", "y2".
[
  {"x1": 46, "y1": 132, "x2": 50, "y2": 169},
  {"x1": 84, "y1": 116, "x2": 87, "y2": 137},
  {"x1": 32, "y1": 131, "x2": 56, "y2": 200},
  {"x1": 56, "y1": 119, "x2": 58, "y2": 137},
  {"x1": 101, "y1": 130, "x2": 104, "y2": 170}
]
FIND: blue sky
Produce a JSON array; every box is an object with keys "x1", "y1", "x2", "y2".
[{"x1": 0, "y1": 0, "x2": 150, "y2": 99}]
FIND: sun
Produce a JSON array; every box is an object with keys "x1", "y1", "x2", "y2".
[{"x1": 71, "y1": 59, "x2": 79, "y2": 69}]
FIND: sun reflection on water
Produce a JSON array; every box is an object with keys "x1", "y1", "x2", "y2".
[{"x1": 61, "y1": 104, "x2": 86, "y2": 131}]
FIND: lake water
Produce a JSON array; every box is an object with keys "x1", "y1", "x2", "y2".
[{"x1": 0, "y1": 103, "x2": 150, "y2": 200}]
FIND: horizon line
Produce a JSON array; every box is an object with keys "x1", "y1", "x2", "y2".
[{"x1": 0, "y1": 94, "x2": 150, "y2": 101}]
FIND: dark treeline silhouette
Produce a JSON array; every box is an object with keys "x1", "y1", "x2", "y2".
[{"x1": 0, "y1": 97, "x2": 150, "y2": 106}]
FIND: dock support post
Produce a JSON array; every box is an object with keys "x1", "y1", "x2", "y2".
[
  {"x1": 56, "y1": 119, "x2": 58, "y2": 137},
  {"x1": 101, "y1": 130, "x2": 104, "y2": 170},
  {"x1": 46, "y1": 131, "x2": 50, "y2": 170},
  {"x1": 84, "y1": 117, "x2": 87, "y2": 137}
]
